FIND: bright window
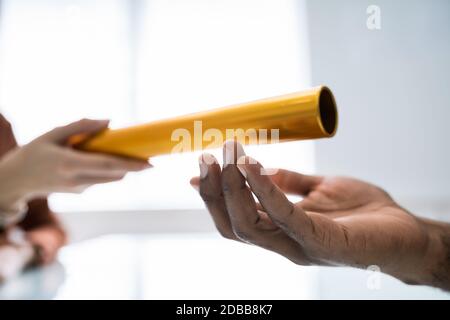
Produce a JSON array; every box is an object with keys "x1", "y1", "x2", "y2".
[{"x1": 0, "y1": 0, "x2": 314, "y2": 212}]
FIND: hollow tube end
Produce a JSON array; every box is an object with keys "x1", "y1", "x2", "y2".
[{"x1": 317, "y1": 86, "x2": 338, "y2": 137}]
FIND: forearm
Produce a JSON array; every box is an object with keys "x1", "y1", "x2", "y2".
[
  {"x1": 20, "y1": 198, "x2": 68, "y2": 263},
  {"x1": 344, "y1": 212, "x2": 450, "y2": 291}
]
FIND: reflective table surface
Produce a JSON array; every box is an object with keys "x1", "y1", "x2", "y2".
[{"x1": 0, "y1": 234, "x2": 449, "y2": 300}]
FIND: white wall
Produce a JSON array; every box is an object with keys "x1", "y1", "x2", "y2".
[
  {"x1": 307, "y1": 0, "x2": 450, "y2": 214},
  {"x1": 306, "y1": 0, "x2": 450, "y2": 299}
]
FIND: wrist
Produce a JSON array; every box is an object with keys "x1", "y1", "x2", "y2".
[
  {"x1": 414, "y1": 217, "x2": 450, "y2": 290},
  {"x1": 0, "y1": 160, "x2": 30, "y2": 215}
]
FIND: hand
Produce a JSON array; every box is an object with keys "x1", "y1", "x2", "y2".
[
  {"x1": 191, "y1": 141, "x2": 448, "y2": 289},
  {"x1": 0, "y1": 119, "x2": 151, "y2": 211}
]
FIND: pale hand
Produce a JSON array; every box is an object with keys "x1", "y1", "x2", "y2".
[{"x1": 0, "y1": 119, "x2": 151, "y2": 212}]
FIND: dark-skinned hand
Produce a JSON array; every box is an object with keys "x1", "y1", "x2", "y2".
[{"x1": 190, "y1": 141, "x2": 450, "y2": 290}]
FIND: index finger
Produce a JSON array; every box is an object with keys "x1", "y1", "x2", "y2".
[{"x1": 237, "y1": 156, "x2": 315, "y2": 241}]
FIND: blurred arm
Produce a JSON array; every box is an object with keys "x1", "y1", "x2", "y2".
[
  {"x1": 19, "y1": 198, "x2": 67, "y2": 265},
  {"x1": 0, "y1": 114, "x2": 66, "y2": 266}
]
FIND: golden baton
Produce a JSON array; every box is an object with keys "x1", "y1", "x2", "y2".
[{"x1": 70, "y1": 86, "x2": 338, "y2": 160}]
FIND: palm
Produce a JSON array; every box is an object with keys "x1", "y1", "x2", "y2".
[
  {"x1": 299, "y1": 176, "x2": 396, "y2": 216},
  {"x1": 271, "y1": 174, "x2": 429, "y2": 272}
]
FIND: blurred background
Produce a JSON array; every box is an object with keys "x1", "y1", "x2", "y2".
[{"x1": 0, "y1": 0, "x2": 449, "y2": 299}]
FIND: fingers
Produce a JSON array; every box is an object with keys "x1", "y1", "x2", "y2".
[
  {"x1": 192, "y1": 142, "x2": 350, "y2": 265},
  {"x1": 196, "y1": 153, "x2": 236, "y2": 240},
  {"x1": 74, "y1": 174, "x2": 127, "y2": 186},
  {"x1": 224, "y1": 145, "x2": 312, "y2": 262},
  {"x1": 236, "y1": 156, "x2": 315, "y2": 243},
  {"x1": 47, "y1": 149, "x2": 151, "y2": 193},
  {"x1": 39, "y1": 119, "x2": 110, "y2": 144},
  {"x1": 268, "y1": 169, "x2": 322, "y2": 196},
  {"x1": 64, "y1": 149, "x2": 151, "y2": 177},
  {"x1": 193, "y1": 142, "x2": 311, "y2": 265},
  {"x1": 237, "y1": 156, "x2": 348, "y2": 260},
  {"x1": 37, "y1": 118, "x2": 151, "y2": 175},
  {"x1": 56, "y1": 174, "x2": 129, "y2": 194},
  {"x1": 221, "y1": 141, "x2": 261, "y2": 234}
]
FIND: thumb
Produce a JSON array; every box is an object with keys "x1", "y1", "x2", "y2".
[{"x1": 38, "y1": 119, "x2": 110, "y2": 144}]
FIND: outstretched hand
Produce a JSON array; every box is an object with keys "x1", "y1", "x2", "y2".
[{"x1": 191, "y1": 141, "x2": 447, "y2": 289}]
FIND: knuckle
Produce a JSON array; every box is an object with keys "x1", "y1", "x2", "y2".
[
  {"x1": 221, "y1": 181, "x2": 232, "y2": 194},
  {"x1": 286, "y1": 202, "x2": 296, "y2": 217},
  {"x1": 232, "y1": 225, "x2": 254, "y2": 242},
  {"x1": 221, "y1": 177, "x2": 246, "y2": 195},
  {"x1": 57, "y1": 158, "x2": 74, "y2": 175},
  {"x1": 268, "y1": 183, "x2": 278, "y2": 197},
  {"x1": 199, "y1": 189, "x2": 222, "y2": 205},
  {"x1": 254, "y1": 183, "x2": 277, "y2": 199}
]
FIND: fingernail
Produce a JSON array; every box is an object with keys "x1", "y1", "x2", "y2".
[
  {"x1": 236, "y1": 156, "x2": 247, "y2": 178},
  {"x1": 200, "y1": 161, "x2": 208, "y2": 178},
  {"x1": 190, "y1": 184, "x2": 199, "y2": 192},
  {"x1": 199, "y1": 154, "x2": 216, "y2": 178},
  {"x1": 223, "y1": 140, "x2": 245, "y2": 168},
  {"x1": 96, "y1": 119, "x2": 110, "y2": 127}
]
